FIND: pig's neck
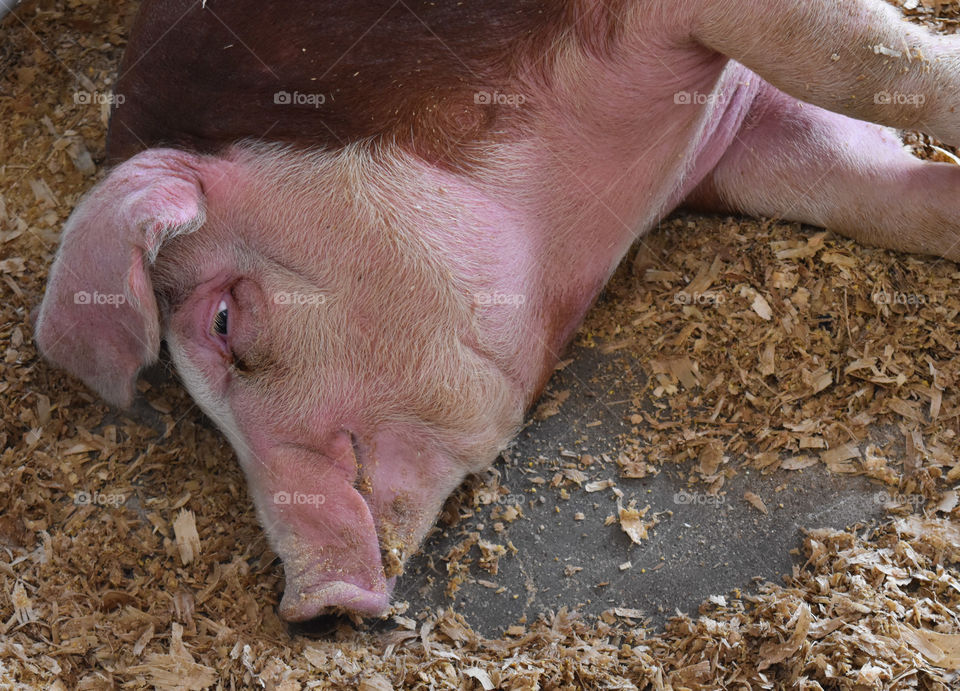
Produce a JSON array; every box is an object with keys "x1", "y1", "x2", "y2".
[{"x1": 464, "y1": 58, "x2": 761, "y2": 404}]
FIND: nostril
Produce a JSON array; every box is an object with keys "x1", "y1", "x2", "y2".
[{"x1": 286, "y1": 612, "x2": 348, "y2": 637}]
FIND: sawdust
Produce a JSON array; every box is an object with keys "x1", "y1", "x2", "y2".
[{"x1": 2, "y1": 0, "x2": 960, "y2": 688}]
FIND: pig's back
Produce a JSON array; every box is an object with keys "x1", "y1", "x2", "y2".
[{"x1": 107, "y1": 0, "x2": 592, "y2": 164}]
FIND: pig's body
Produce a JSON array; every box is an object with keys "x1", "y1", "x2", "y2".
[
  {"x1": 37, "y1": 0, "x2": 960, "y2": 619},
  {"x1": 109, "y1": 1, "x2": 765, "y2": 393}
]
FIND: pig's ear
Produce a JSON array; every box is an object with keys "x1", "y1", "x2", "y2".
[{"x1": 35, "y1": 149, "x2": 207, "y2": 408}]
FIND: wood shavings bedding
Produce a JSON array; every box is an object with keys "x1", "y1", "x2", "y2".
[{"x1": 1, "y1": 0, "x2": 959, "y2": 688}]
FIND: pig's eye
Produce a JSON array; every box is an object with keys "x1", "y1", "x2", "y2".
[{"x1": 212, "y1": 300, "x2": 228, "y2": 336}]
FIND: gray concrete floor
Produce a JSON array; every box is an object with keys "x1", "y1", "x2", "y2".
[{"x1": 390, "y1": 340, "x2": 888, "y2": 636}]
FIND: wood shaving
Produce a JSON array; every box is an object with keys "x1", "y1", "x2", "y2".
[
  {"x1": 743, "y1": 491, "x2": 769, "y2": 515},
  {"x1": 173, "y1": 510, "x2": 201, "y2": 566},
  {"x1": 3, "y1": 1, "x2": 960, "y2": 688},
  {"x1": 617, "y1": 500, "x2": 658, "y2": 544}
]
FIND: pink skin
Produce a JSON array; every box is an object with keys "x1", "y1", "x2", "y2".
[
  {"x1": 36, "y1": 0, "x2": 960, "y2": 619},
  {"x1": 171, "y1": 264, "x2": 401, "y2": 615},
  {"x1": 138, "y1": 148, "x2": 531, "y2": 619}
]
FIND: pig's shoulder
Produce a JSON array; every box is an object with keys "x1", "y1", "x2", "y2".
[{"x1": 107, "y1": 0, "x2": 643, "y2": 166}]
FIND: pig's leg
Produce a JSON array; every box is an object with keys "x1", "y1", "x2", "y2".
[
  {"x1": 691, "y1": 0, "x2": 960, "y2": 146},
  {"x1": 686, "y1": 82, "x2": 960, "y2": 261}
]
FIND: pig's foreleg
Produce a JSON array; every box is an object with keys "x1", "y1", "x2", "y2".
[
  {"x1": 692, "y1": 0, "x2": 960, "y2": 146},
  {"x1": 686, "y1": 82, "x2": 960, "y2": 261}
]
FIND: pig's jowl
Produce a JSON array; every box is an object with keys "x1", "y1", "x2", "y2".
[{"x1": 36, "y1": 0, "x2": 960, "y2": 620}]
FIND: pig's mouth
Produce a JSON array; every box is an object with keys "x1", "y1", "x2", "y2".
[{"x1": 349, "y1": 431, "x2": 419, "y2": 579}]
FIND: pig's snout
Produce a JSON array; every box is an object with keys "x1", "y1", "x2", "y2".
[
  {"x1": 247, "y1": 432, "x2": 396, "y2": 620},
  {"x1": 235, "y1": 424, "x2": 473, "y2": 620},
  {"x1": 279, "y1": 571, "x2": 395, "y2": 621}
]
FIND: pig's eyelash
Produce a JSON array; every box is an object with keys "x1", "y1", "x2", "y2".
[{"x1": 212, "y1": 300, "x2": 228, "y2": 336}]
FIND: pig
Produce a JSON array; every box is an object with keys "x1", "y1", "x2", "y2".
[{"x1": 36, "y1": 0, "x2": 960, "y2": 620}]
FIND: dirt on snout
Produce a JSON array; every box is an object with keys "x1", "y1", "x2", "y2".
[{"x1": 2, "y1": 0, "x2": 960, "y2": 689}]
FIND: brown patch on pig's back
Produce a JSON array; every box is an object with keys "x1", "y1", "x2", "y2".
[{"x1": 107, "y1": 0, "x2": 630, "y2": 167}]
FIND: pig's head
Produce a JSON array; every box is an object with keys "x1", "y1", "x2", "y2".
[{"x1": 36, "y1": 144, "x2": 533, "y2": 619}]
